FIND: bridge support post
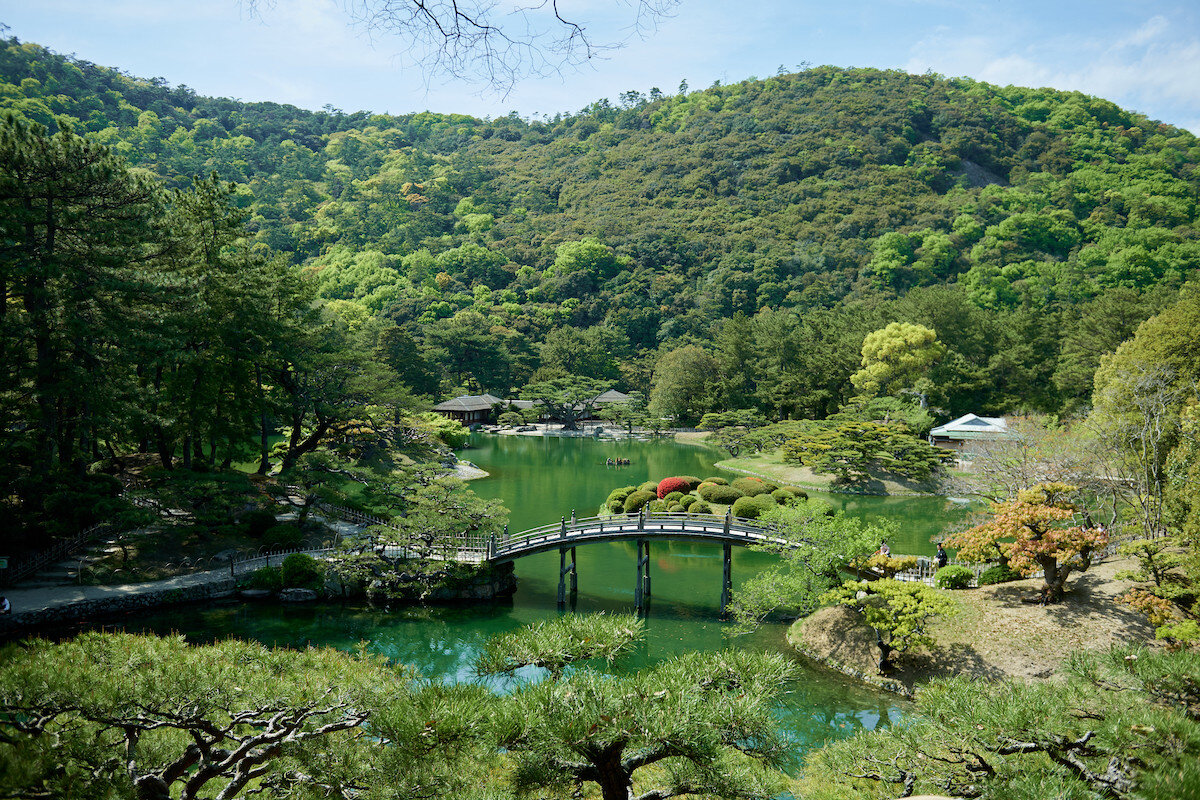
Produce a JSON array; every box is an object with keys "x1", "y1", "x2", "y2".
[
  {"x1": 720, "y1": 542, "x2": 733, "y2": 616},
  {"x1": 635, "y1": 539, "x2": 651, "y2": 613},
  {"x1": 557, "y1": 546, "x2": 577, "y2": 607}
]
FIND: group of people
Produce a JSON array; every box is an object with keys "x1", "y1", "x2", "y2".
[{"x1": 605, "y1": 458, "x2": 631, "y2": 466}]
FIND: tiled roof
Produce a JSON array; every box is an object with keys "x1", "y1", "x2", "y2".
[
  {"x1": 432, "y1": 393, "x2": 505, "y2": 412},
  {"x1": 930, "y1": 413, "x2": 1009, "y2": 438}
]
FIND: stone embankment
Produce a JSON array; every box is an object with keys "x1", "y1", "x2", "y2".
[{"x1": 0, "y1": 559, "x2": 517, "y2": 641}]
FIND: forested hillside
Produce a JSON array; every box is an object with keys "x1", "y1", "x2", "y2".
[{"x1": 2, "y1": 35, "x2": 1198, "y2": 422}]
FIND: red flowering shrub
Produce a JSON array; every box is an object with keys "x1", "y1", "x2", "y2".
[{"x1": 657, "y1": 476, "x2": 691, "y2": 499}]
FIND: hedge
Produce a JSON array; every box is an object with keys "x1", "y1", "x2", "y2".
[
  {"x1": 732, "y1": 477, "x2": 778, "y2": 497},
  {"x1": 979, "y1": 564, "x2": 1021, "y2": 585},
  {"x1": 623, "y1": 490, "x2": 656, "y2": 513},
  {"x1": 935, "y1": 565, "x2": 975, "y2": 590},
  {"x1": 657, "y1": 477, "x2": 692, "y2": 499},
  {"x1": 732, "y1": 495, "x2": 774, "y2": 519},
  {"x1": 698, "y1": 483, "x2": 745, "y2": 504}
]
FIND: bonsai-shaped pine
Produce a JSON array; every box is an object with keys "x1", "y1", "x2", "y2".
[
  {"x1": 944, "y1": 481, "x2": 1108, "y2": 603},
  {"x1": 476, "y1": 613, "x2": 644, "y2": 678},
  {"x1": 822, "y1": 578, "x2": 957, "y2": 674},
  {"x1": 477, "y1": 614, "x2": 796, "y2": 800},
  {"x1": 0, "y1": 633, "x2": 497, "y2": 800},
  {"x1": 804, "y1": 647, "x2": 1200, "y2": 800}
]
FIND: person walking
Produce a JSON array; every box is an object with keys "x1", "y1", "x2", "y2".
[{"x1": 936, "y1": 543, "x2": 948, "y2": 569}]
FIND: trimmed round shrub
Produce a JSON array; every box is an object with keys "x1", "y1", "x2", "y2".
[
  {"x1": 623, "y1": 490, "x2": 656, "y2": 513},
  {"x1": 679, "y1": 494, "x2": 698, "y2": 509},
  {"x1": 782, "y1": 486, "x2": 809, "y2": 500},
  {"x1": 646, "y1": 500, "x2": 667, "y2": 512},
  {"x1": 771, "y1": 488, "x2": 795, "y2": 504},
  {"x1": 699, "y1": 483, "x2": 745, "y2": 504},
  {"x1": 263, "y1": 524, "x2": 304, "y2": 550},
  {"x1": 732, "y1": 477, "x2": 778, "y2": 497},
  {"x1": 281, "y1": 553, "x2": 325, "y2": 590},
  {"x1": 668, "y1": 503, "x2": 685, "y2": 512},
  {"x1": 978, "y1": 564, "x2": 1021, "y2": 585},
  {"x1": 664, "y1": 491, "x2": 685, "y2": 504},
  {"x1": 935, "y1": 565, "x2": 974, "y2": 590},
  {"x1": 732, "y1": 495, "x2": 767, "y2": 519},
  {"x1": 657, "y1": 476, "x2": 692, "y2": 499},
  {"x1": 606, "y1": 485, "x2": 638, "y2": 503},
  {"x1": 638, "y1": 481, "x2": 659, "y2": 493},
  {"x1": 242, "y1": 509, "x2": 278, "y2": 539},
  {"x1": 677, "y1": 475, "x2": 703, "y2": 490},
  {"x1": 690, "y1": 500, "x2": 713, "y2": 514},
  {"x1": 701, "y1": 476, "x2": 728, "y2": 485},
  {"x1": 607, "y1": 499, "x2": 625, "y2": 513}
]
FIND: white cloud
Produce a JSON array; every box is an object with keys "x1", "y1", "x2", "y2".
[{"x1": 904, "y1": 15, "x2": 1200, "y2": 131}]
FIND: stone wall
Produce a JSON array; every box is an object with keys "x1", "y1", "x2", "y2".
[{"x1": 0, "y1": 579, "x2": 238, "y2": 640}]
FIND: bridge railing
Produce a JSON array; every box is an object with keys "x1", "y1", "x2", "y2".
[{"x1": 491, "y1": 511, "x2": 781, "y2": 558}]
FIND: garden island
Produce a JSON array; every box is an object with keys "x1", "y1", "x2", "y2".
[{"x1": 2, "y1": 10, "x2": 1200, "y2": 800}]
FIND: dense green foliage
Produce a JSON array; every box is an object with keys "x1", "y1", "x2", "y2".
[
  {"x1": 803, "y1": 647, "x2": 1200, "y2": 800},
  {"x1": 3, "y1": 36, "x2": 1197, "y2": 425}
]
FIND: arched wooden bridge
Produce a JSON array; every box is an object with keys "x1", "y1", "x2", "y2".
[
  {"x1": 328, "y1": 504, "x2": 782, "y2": 614},
  {"x1": 485, "y1": 510, "x2": 782, "y2": 614}
]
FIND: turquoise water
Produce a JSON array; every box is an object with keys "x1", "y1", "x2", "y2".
[{"x1": 109, "y1": 433, "x2": 972, "y2": 761}]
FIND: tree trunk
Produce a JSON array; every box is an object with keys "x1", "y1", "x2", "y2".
[
  {"x1": 875, "y1": 629, "x2": 894, "y2": 674},
  {"x1": 255, "y1": 366, "x2": 271, "y2": 475},
  {"x1": 592, "y1": 758, "x2": 633, "y2": 800}
]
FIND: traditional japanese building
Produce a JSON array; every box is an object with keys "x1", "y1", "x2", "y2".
[{"x1": 929, "y1": 413, "x2": 1010, "y2": 454}]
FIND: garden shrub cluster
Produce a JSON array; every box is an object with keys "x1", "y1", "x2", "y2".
[
  {"x1": 702, "y1": 476, "x2": 728, "y2": 485},
  {"x1": 281, "y1": 553, "x2": 325, "y2": 591},
  {"x1": 978, "y1": 564, "x2": 1021, "y2": 585},
  {"x1": 664, "y1": 491, "x2": 684, "y2": 504},
  {"x1": 732, "y1": 477, "x2": 778, "y2": 497},
  {"x1": 699, "y1": 483, "x2": 745, "y2": 504},
  {"x1": 690, "y1": 500, "x2": 713, "y2": 514},
  {"x1": 679, "y1": 495, "x2": 697, "y2": 509},
  {"x1": 656, "y1": 477, "x2": 692, "y2": 498},
  {"x1": 935, "y1": 564, "x2": 975, "y2": 589},
  {"x1": 623, "y1": 490, "x2": 656, "y2": 513},
  {"x1": 606, "y1": 485, "x2": 638, "y2": 513},
  {"x1": 638, "y1": 481, "x2": 658, "y2": 493}
]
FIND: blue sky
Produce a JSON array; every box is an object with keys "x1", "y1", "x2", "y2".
[{"x1": 3, "y1": 0, "x2": 1199, "y2": 132}]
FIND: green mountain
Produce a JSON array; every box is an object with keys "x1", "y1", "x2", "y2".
[{"x1": 3, "y1": 35, "x2": 1198, "y2": 418}]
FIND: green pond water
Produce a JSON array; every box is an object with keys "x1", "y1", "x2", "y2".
[{"x1": 116, "y1": 433, "x2": 973, "y2": 763}]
